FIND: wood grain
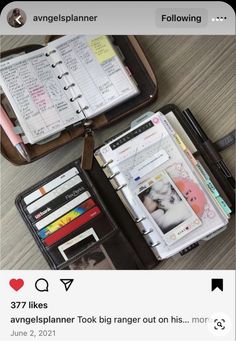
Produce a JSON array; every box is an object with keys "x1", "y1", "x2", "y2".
[{"x1": 0, "y1": 35, "x2": 235, "y2": 270}]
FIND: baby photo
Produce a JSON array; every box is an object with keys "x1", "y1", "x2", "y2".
[
  {"x1": 69, "y1": 245, "x2": 115, "y2": 270},
  {"x1": 138, "y1": 173, "x2": 192, "y2": 234}
]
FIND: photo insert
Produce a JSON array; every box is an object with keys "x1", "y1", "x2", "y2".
[
  {"x1": 58, "y1": 227, "x2": 99, "y2": 261},
  {"x1": 138, "y1": 172, "x2": 193, "y2": 234},
  {"x1": 69, "y1": 245, "x2": 115, "y2": 270}
]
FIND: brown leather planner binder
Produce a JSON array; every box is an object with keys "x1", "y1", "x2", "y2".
[
  {"x1": 0, "y1": 35, "x2": 158, "y2": 166},
  {"x1": 15, "y1": 159, "x2": 158, "y2": 270}
]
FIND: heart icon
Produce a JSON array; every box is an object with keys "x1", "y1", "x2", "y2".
[{"x1": 9, "y1": 279, "x2": 24, "y2": 291}]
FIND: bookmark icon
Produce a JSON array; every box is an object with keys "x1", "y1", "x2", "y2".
[
  {"x1": 60, "y1": 279, "x2": 74, "y2": 291},
  {"x1": 211, "y1": 279, "x2": 223, "y2": 292}
]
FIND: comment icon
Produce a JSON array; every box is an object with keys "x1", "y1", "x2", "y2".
[{"x1": 35, "y1": 278, "x2": 49, "y2": 292}]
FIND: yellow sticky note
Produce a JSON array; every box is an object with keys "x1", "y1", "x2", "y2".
[
  {"x1": 175, "y1": 134, "x2": 187, "y2": 151},
  {"x1": 90, "y1": 36, "x2": 116, "y2": 64}
]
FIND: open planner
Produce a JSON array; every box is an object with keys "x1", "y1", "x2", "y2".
[
  {"x1": 15, "y1": 104, "x2": 233, "y2": 268},
  {"x1": 94, "y1": 108, "x2": 232, "y2": 260},
  {"x1": 0, "y1": 35, "x2": 139, "y2": 144}
]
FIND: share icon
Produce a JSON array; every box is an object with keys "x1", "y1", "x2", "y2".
[{"x1": 60, "y1": 279, "x2": 74, "y2": 291}]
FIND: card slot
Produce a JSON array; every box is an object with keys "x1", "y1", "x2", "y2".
[
  {"x1": 35, "y1": 191, "x2": 91, "y2": 230},
  {"x1": 64, "y1": 241, "x2": 116, "y2": 270},
  {"x1": 36, "y1": 197, "x2": 96, "y2": 239},
  {"x1": 43, "y1": 207, "x2": 102, "y2": 248},
  {"x1": 16, "y1": 159, "x2": 120, "y2": 269},
  {"x1": 42, "y1": 206, "x2": 101, "y2": 246},
  {"x1": 55, "y1": 236, "x2": 115, "y2": 270},
  {"x1": 23, "y1": 166, "x2": 80, "y2": 206},
  {"x1": 27, "y1": 182, "x2": 87, "y2": 224},
  {"x1": 58, "y1": 227, "x2": 99, "y2": 262},
  {"x1": 15, "y1": 199, "x2": 59, "y2": 269},
  {"x1": 26, "y1": 174, "x2": 83, "y2": 215},
  {"x1": 45, "y1": 214, "x2": 117, "y2": 266}
]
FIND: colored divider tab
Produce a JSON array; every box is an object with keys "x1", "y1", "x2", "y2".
[{"x1": 216, "y1": 196, "x2": 232, "y2": 215}]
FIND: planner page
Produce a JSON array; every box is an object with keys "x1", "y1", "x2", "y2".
[
  {"x1": 48, "y1": 35, "x2": 139, "y2": 118},
  {"x1": 0, "y1": 48, "x2": 83, "y2": 144}
]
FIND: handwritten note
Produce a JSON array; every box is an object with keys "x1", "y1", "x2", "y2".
[
  {"x1": 0, "y1": 49, "x2": 80, "y2": 144},
  {"x1": 49, "y1": 35, "x2": 139, "y2": 117},
  {"x1": 0, "y1": 35, "x2": 139, "y2": 144},
  {"x1": 89, "y1": 36, "x2": 116, "y2": 64}
]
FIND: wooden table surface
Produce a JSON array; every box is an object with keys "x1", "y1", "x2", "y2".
[{"x1": 0, "y1": 35, "x2": 235, "y2": 270}]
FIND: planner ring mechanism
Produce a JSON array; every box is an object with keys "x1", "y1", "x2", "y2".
[
  {"x1": 45, "y1": 51, "x2": 89, "y2": 117},
  {"x1": 45, "y1": 49, "x2": 56, "y2": 56},
  {"x1": 135, "y1": 216, "x2": 146, "y2": 223},
  {"x1": 103, "y1": 161, "x2": 161, "y2": 249},
  {"x1": 136, "y1": 217, "x2": 161, "y2": 246},
  {"x1": 58, "y1": 72, "x2": 69, "y2": 79},
  {"x1": 149, "y1": 241, "x2": 161, "y2": 247},
  {"x1": 115, "y1": 184, "x2": 127, "y2": 191},
  {"x1": 52, "y1": 60, "x2": 63, "y2": 68},
  {"x1": 142, "y1": 228, "x2": 153, "y2": 235},
  {"x1": 108, "y1": 171, "x2": 120, "y2": 179},
  {"x1": 102, "y1": 159, "x2": 114, "y2": 168}
]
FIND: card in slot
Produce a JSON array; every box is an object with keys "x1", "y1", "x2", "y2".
[
  {"x1": 58, "y1": 228, "x2": 99, "y2": 261},
  {"x1": 35, "y1": 191, "x2": 91, "y2": 231},
  {"x1": 43, "y1": 206, "x2": 101, "y2": 246},
  {"x1": 29, "y1": 182, "x2": 86, "y2": 222},
  {"x1": 68, "y1": 243, "x2": 115, "y2": 270},
  {"x1": 23, "y1": 167, "x2": 79, "y2": 205},
  {"x1": 46, "y1": 214, "x2": 116, "y2": 266},
  {"x1": 26, "y1": 174, "x2": 83, "y2": 215},
  {"x1": 38, "y1": 198, "x2": 96, "y2": 239}
]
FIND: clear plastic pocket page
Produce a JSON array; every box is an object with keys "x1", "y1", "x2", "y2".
[
  {"x1": 134, "y1": 167, "x2": 229, "y2": 259},
  {"x1": 133, "y1": 165, "x2": 229, "y2": 259},
  {"x1": 95, "y1": 111, "x2": 229, "y2": 260},
  {"x1": 122, "y1": 118, "x2": 228, "y2": 259}
]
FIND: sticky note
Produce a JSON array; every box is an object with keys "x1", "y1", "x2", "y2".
[
  {"x1": 175, "y1": 134, "x2": 187, "y2": 151},
  {"x1": 90, "y1": 36, "x2": 116, "y2": 64}
]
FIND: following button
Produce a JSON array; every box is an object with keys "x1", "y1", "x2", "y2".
[{"x1": 156, "y1": 8, "x2": 207, "y2": 27}]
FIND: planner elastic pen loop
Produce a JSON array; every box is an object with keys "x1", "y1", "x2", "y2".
[
  {"x1": 182, "y1": 108, "x2": 236, "y2": 195},
  {"x1": 214, "y1": 130, "x2": 236, "y2": 152}
]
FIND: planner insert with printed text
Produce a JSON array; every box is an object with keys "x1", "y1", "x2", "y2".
[{"x1": 0, "y1": 35, "x2": 139, "y2": 144}]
